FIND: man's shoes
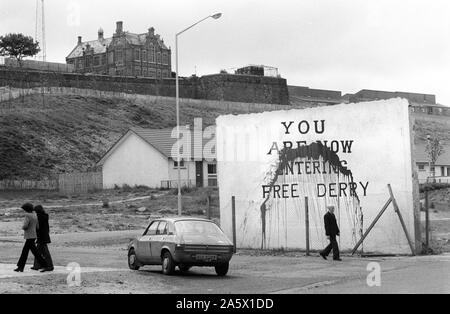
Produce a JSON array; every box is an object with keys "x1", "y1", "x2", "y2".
[
  {"x1": 30, "y1": 267, "x2": 40, "y2": 271},
  {"x1": 14, "y1": 268, "x2": 24, "y2": 272},
  {"x1": 319, "y1": 252, "x2": 327, "y2": 260},
  {"x1": 333, "y1": 258, "x2": 342, "y2": 261},
  {"x1": 40, "y1": 267, "x2": 54, "y2": 272}
]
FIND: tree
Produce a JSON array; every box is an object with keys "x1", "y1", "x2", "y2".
[
  {"x1": 0, "y1": 33, "x2": 40, "y2": 67},
  {"x1": 426, "y1": 134, "x2": 444, "y2": 182}
]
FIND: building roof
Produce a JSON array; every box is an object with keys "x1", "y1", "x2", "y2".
[
  {"x1": 97, "y1": 127, "x2": 216, "y2": 166},
  {"x1": 67, "y1": 38, "x2": 112, "y2": 59},
  {"x1": 67, "y1": 32, "x2": 168, "y2": 59},
  {"x1": 414, "y1": 141, "x2": 450, "y2": 165}
]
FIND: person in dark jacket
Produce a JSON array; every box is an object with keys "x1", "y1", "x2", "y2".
[
  {"x1": 320, "y1": 206, "x2": 342, "y2": 261},
  {"x1": 32, "y1": 205, "x2": 54, "y2": 271},
  {"x1": 14, "y1": 203, "x2": 50, "y2": 272}
]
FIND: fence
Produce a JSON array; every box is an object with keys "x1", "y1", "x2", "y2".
[
  {"x1": 0, "y1": 178, "x2": 58, "y2": 191},
  {"x1": 0, "y1": 171, "x2": 102, "y2": 194},
  {"x1": 160, "y1": 180, "x2": 195, "y2": 189},
  {"x1": 58, "y1": 172, "x2": 102, "y2": 195}
]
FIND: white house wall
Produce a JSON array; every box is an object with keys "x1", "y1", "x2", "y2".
[{"x1": 102, "y1": 133, "x2": 169, "y2": 189}]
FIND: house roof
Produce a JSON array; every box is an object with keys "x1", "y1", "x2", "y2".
[
  {"x1": 414, "y1": 141, "x2": 450, "y2": 165},
  {"x1": 67, "y1": 32, "x2": 168, "y2": 59},
  {"x1": 97, "y1": 127, "x2": 216, "y2": 166}
]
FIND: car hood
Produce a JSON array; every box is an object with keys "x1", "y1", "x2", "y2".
[{"x1": 180, "y1": 233, "x2": 232, "y2": 246}]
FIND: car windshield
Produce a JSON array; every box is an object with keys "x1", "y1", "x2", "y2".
[{"x1": 175, "y1": 220, "x2": 224, "y2": 236}]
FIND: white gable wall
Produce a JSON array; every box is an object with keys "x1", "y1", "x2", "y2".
[{"x1": 102, "y1": 133, "x2": 169, "y2": 189}]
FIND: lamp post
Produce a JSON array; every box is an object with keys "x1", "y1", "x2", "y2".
[{"x1": 175, "y1": 13, "x2": 222, "y2": 216}]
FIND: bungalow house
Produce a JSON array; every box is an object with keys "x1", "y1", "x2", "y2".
[
  {"x1": 97, "y1": 127, "x2": 217, "y2": 189},
  {"x1": 414, "y1": 141, "x2": 450, "y2": 184}
]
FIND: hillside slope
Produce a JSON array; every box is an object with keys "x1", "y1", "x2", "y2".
[
  {"x1": 0, "y1": 94, "x2": 252, "y2": 180},
  {"x1": 0, "y1": 93, "x2": 448, "y2": 180}
]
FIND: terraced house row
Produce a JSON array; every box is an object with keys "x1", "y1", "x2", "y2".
[{"x1": 66, "y1": 21, "x2": 172, "y2": 78}]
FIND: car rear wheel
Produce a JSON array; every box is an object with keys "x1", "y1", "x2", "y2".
[
  {"x1": 128, "y1": 248, "x2": 140, "y2": 270},
  {"x1": 179, "y1": 264, "x2": 191, "y2": 272},
  {"x1": 215, "y1": 262, "x2": 229, "y2": 276},
  {"x1": 162, "y1": 251, "x2": 175, "y2": 275}
]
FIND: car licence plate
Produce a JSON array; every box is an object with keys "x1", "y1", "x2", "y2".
[{"x1": 196, "y1": 254, "x2": 217, "y2": 262}]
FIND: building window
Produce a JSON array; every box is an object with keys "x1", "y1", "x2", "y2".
[
  {"x1": 135, "y1": 66, "x2": 141, "y2": 76},
  {"x1": 149, "y1": 45, "x2": 155, "y2": 62},
  {"x1": 142, "y1": 50, "x2": 147, "y2": 62},
  {"x1": 157, "y1": 69, "x2": 161, "y2": 79},
  {"x1": 441, "y1": 166, "x2": 445, "y2": 177},
  {"x1": 447, "y1": 167, "x2": 450, "y2": 177},
  {"x1": 162, "y1": 52, "x2": 168, "y2": 65},
  {"x1": 101, "y1": 54, "x2": 107, "y2": 65},
  {"x1": 94, "y1": 55, "x2": 100, "y2": 66},
  {"x1": 157, "y1": 52, "x2": 161, "y2": 64},
  {"x1": 149, "y1": 68, "x2": 156, "y2": 78},
  {"x1": 86, "y1": 56, "x2": 93, "y2": 68},
  {"x1": 174, "y1": 160, "x2": 185, "y2": 168},
  {"x1": 135, "y1": 49, "x2": 140, "y2": 61},
  {"x1": 162, "y1": 70, "x2": 168, "y2": 78},
  {"x1": 418, "y1": 164, "x2": 425, "y2": 171},
  {"x1": 116, "y1": 49, "x2": 123, "y2": 63}
]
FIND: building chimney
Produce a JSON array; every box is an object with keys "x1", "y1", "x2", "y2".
[
  {"x1": 116, "y1": 21, "x2": 123, "y2": 34},
  {"x1": 148, "y1": 27, "x2": 155, "y2": 36},
  {"x1": 78, "y1": 36, "x2": 82, "y2": 45},
  {"x1": 98, "y1": 28, "x2": 104, "y2": 40}
]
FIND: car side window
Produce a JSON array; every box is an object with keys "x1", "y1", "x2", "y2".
[
  {"x1": 145, "y1": 221, "x2": 159, "y2": 236},
  {"x1": 156, "y1": 221, "x2": 167, "y2": 235}
]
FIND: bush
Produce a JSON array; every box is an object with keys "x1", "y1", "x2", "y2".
[{"x1": 420, "y1": 183, "x2": 450, "y2": 193}]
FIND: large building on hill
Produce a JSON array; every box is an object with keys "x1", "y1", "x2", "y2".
[{"x1": 66, "y1": 21, "x2": 172, "y2": 78}]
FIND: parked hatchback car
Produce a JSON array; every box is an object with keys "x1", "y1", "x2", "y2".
[{"x1": 127, "y1": 217, "x2": 234, "y2": 276}]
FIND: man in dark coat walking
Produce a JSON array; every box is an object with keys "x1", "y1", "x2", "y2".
[
  {"x1": 320, "y1": 206, "x2": 342, "y2": 261},
  {"x1": 32, "y1": 205, "x2": 54, "y2": 271}
]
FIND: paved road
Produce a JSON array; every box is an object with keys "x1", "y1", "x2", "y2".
[{"x1": 0, "y1": 231, "x2": 448, "y2": 294}]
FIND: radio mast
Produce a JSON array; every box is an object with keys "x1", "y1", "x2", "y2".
[{"x1": 35, "y1": 0, "x2": 46, "y2": 61}]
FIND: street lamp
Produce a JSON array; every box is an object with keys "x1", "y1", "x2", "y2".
[{"x1": 175, "y1": 13, "x2": 222, "y2": 216}]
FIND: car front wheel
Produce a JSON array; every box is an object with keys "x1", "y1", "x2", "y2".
[
  {"x1": 128, "y1": 248, "x2": 140, "y2": 270},
  {"x1": 215, "y1": 262, "x2": 229, "y2": 276},
  {"x1": 162, "y1": 251, "x2": 175, "y2": 275}
]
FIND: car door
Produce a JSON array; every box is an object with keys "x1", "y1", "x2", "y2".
[
  {"x1": 136, "y1": 221, "x2": 159, "y2": 263},
  {"x1": 150, "y1": 221, "x2": 168, "y2": 263}
]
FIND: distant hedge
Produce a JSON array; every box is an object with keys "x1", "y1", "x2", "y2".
[{"x1": 420, "y1": 182, "x2": 450, "y2": 193}]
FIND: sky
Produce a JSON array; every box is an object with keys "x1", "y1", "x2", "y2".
[{"x1": 1, "y1": 0, "x2": 449, "y2": 104}]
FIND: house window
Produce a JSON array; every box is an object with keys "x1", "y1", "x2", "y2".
[
  {"x1": 441, "y1": 166, "x2": 445, "y2": 177},
  {"x1": 149, "y1": 68, "x2": 156, "y2": 78},
  {"x1": 135, "y1": 49, "x2": 140, "y2": 61},
  {"x1": 157, "y1": 69, "x2": 161, "y2": 79},
  {"x1": 101, "y1": 54, "x2": 107, "y2": 65},
  {"x1": 94, "y1": 55, "x2": 100, "y2": 66},
  {"x1": 447, "y1": 167, "x2": 450, "y2": 177},
  {"x1": 174, "y1": 160, "x2": 185, "y2": 168},
  {"x1": 162, "y1": 52, "x2": 168, "y2": 65},
  {"x1": 157, "y1": 52, "x2": 161, "y2": 64},
  {"x1": 418, "y1": 164, "x2": 425, "y2": 171},
  {"x1": 162, "y1": 70, "x2": 168, "y2": 78},
  {"x1": 207, "y1": 163, "x2": 217, "y2": 187}
]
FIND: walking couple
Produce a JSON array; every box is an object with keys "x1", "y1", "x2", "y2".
[{"x1": 14, "y1": 203, "x2": 54, "y2": 273}]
